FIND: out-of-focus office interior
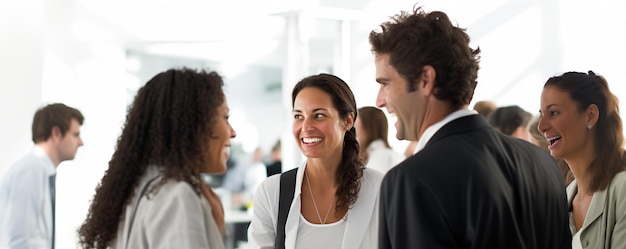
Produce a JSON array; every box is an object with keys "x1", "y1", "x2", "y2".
[{"x1": 1, "y1": 0, "x2": 625, "y2": 248}]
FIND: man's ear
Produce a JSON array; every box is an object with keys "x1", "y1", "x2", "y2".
[
  {"x1": 420, "y1": 65, "x2": 436, "y2": 96},
  {"x1": 50, "y1": 126, "x2": 62, "y2": 141}
]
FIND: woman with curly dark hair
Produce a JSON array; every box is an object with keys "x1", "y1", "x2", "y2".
[
  {"x1": 77, "y1": 68, "x2": 236, "y2": 249},
  {"x1": 247, "y1": 73, "x2": 384, "y2": 249}
]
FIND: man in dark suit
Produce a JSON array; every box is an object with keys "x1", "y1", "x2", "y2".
[{"x1": 368, "y1": 6, "x2": 571, "y2": 249}]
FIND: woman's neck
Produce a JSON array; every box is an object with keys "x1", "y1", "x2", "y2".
[
  {"x1": 566, "y1": 148, "x2": 596, "y2": 195},
  {"x1": 306, "y1": 157, "x2": 340, "y2": 190}
]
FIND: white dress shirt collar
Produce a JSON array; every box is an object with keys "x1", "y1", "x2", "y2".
[
  {"x1": 33, "y1": 146, "x2": 56, "y2": 176},
  {"x1": 414, "y1": 109, "x2": 477, "y2": 153}
]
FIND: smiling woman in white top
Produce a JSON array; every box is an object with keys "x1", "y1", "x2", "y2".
[
  {"x1": 247, "y1": 73, "x2": 383, "y2": 249},
  {"x1": 355, "y1": 106, "x2": 405, "y2": 174}
]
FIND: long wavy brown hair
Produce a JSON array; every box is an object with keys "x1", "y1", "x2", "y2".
[
  {"x1": 77, "y1": 68, "x2": 225, "y2": 249},
  {"x1": 292, "y1": 73, "x2": 364, "y2": 215}
]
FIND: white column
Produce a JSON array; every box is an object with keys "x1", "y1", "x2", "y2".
[
  {"x1": 333, "y1": 20, "x2": 352, "y2": 83},
  {"x1": 281, "y1": 12, "x2": 311, "y2": 171}
]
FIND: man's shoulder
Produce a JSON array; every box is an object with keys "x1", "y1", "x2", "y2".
[{"x1": 4, "y1": 153, "x2": 49, "y2": 178}]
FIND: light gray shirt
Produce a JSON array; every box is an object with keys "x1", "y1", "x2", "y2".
[{"x1": 0, "y1": 147, "x2": 56, "y2": 249}]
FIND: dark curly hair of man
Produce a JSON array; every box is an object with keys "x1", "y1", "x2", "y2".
[{"x1": 369, "y1": 5, "x2": 481, "y2": 107}]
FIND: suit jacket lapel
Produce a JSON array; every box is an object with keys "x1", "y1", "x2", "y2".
[
  {"x1": 582, "y1": 188, "x2": 606, "y2": 231},
  {"x1": 566, "y1": 180, "x2": 607, "y2": 232}
]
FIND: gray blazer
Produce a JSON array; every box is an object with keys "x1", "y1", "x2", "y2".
[
  {"x1": 112, "y1": 167, "x2": 224, "y2": 249},
  {"x1": 567, "y1": 171, "x2": 626, "y2": 249}
]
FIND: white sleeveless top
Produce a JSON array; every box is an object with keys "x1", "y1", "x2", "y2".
[{"x1": 294, "y1": 214, "x2": 346, "y2": 249}]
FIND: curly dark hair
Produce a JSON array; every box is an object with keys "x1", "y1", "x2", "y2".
[
  {"x1": 544, "y1": 71, "x2": 625, "y2": 191},
  {"x1": 369, "y1": 5, "x2": 481, "y2": 107},
  {"x1": 77, "y1": 68, "x2": 226, "y2": 249},
  {"x1": 291, "y1": 73, "x2": 364, "y2": 215}
]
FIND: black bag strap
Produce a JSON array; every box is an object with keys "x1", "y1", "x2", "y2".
[{"x1": 275, "y1": 168, "x2": 298, "y2": 249}]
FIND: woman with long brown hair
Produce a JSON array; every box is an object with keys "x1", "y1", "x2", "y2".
[
  {"x1": 538, "y1": 71, "x2": 626, "y2": 248},
  {"x1": 247, "y1": 73, "x2": 383, "y2": 249}
]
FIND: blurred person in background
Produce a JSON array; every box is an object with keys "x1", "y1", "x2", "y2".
[
  {"x1": 266, "y1": 140, "x2": 282, "y2": 177},
  {"x1": 487, "y1": 105, "x2": 533, "y2": 141},
  {"x1": 78, "y1": 68, "x2": 235, "y2": 249},
  {"x1": 356, "y1": 106, "x2": 404, "y2": 174},
  {"x1": 225, "y1": 147, "x2": 268, "y2": 211},
  {"x1": 472, "y1": 100, "x2": 496, "y2": 118},
  {"x1": 0, "y1": 103, "x2": 84, "y2": 249}
]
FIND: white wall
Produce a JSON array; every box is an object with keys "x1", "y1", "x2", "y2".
[
  {"x1": 1, "y1": 0, "x2": 128, "y2": 247},
  {"x1": 0, "y1": 0, "x2": 44, "y2": 179}
]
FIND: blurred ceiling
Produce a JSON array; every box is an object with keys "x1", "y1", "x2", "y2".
[{"x1": 72, "y1": 0, "x2": 375, "y2": 67}]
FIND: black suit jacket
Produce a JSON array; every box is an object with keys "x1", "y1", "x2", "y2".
[{"x1": 379, "y1": 114, "x2": 571, "y2": 249}]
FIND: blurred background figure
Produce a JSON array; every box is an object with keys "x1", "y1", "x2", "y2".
[
  {"x1": 243, "y1": 148, "x2": 267, "y2": 206},
  {"x1": 528, "y1": 115, "x2": 573, "y2": 186},
  {"x1": 356, "y1": 106, "x2": 405, "y2": 174},
  {"x1": 487, "y1": 105, "x2": 533, "y2": 141},
  {"x1": 0, "y1": 103, "x2": 84, "y2": 249},
  {"x1": 265, "y1": 140, "x2": 282, "y2": 177},
  {"x1": 223, "y1": 147, "x2": 267, "y2": 211},
  {"x1": 472, "y1": 100, "x2": 497, "y2": 118}
]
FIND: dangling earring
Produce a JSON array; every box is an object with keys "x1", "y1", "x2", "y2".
[{"x1": 587, "y1": 124, "x2": 592, "y2": 130}]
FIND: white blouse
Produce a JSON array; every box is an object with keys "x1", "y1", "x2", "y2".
[
  {"x1": 569, "y1": 212, "x2": 583, "y2": 249},
  {"x1": 294, "y1": 214, "x2": 346, "y2": 249}
]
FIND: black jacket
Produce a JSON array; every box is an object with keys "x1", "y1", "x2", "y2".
[{"x1": 379, "y1": 114, "x2": 571, "y2": 249}]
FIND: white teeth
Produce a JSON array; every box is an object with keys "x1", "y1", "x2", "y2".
[
  {"x1": 547, "y1": 136, "x2": 561, "y2": 144},
  {"x1": 302, "y1": 137, "x2": 322, "y2": 144}
]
